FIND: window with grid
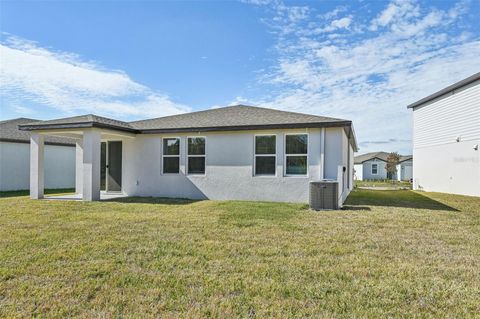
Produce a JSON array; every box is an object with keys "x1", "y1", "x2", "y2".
[
  {"x1": 187, "y1": 137, "x2": 206, "y2": 174},
  {"x1": 162, "y1": 138, "x2": 180, "y2": 174},
  {"x1": 254, "y1": 135, "x2": 276, "y2": 176},
  {"x1": 285, "y1": 134, "x2": 308, "y2": 176},
  {"x1": 371, "y1": 163, "x2": 378, "y2": 175}
]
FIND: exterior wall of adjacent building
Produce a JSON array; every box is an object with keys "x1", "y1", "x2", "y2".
[
  {"x1": 121, "y1": 127, "x2": 354, "y2": 203},
  {"x1": 354, "y1": 158, "x2": 412, "y2": 181},
  {"x1": 354, "y1": 164, "x2": 363, "y2": 180},
  {"x1": 396, "y1": 160, "x2": 413, "y2": 181},
  {"x1": 0, "y1": 141, "x2": 76, "y2": 191},
  {"x1": 412, "y1": 79, "x2": 480, "y2": 197},
  {"x1": 359, "y1": 159, "x2": 388, "y2": 180}
]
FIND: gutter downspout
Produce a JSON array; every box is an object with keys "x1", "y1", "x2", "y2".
[{"x1": 320, "y1": 128, "x2": 325, "y2": 180}]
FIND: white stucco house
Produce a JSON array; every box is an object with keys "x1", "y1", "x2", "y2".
[
  {"x1": 0, "y1": 118, "x2": 76, "y2": 191},
  {"x1": 408, "y1": 72, "x2": 480, "y2": 197},
  {"x1": 19, "y1": 105, "x2": 358, "y2": 203},
  {"x1": 354, "y1": 152, "x2": 412, "y2": 181}
]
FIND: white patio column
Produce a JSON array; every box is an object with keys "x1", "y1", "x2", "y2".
[
  {"x1": 82, "y1": 130, "x2": 101, "y2": 201},
  {"x1": 75, "y1": 140, "x2": 83, "y2": 194},
  {"x1": 30, "y1": 133, "x2": 44, "y2": 199}
]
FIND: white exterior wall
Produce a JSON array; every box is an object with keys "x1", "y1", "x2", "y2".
[
  {"x1": 348, "y1": 144, "x2": 354, "y2": 189},
  {"x1": 397, "y1": 160, "x2": 413, "y2": 181},
  {"x1": 361, "y1": 159, "x2": 387, "y2": 180},
  {"x1": 0, "y1": 141, "x2": 76, "y2": 191},
  {"x1": 354, "y1": 164, "x2": 363, "y2": 180},
  {"x1": 412, "y1": 79, "x2": 480, "y2": 196},
  {"x1": 121, "y1": 127, "x2": 353, "y2": 203}
]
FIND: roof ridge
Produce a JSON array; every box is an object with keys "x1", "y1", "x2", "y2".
[
  {"x1": 129, "y1": 106, "x2": 241, "y2": 124},
  {"x1": 0, "y1": 117, "x2": 39, "y2": 124},
  {"x1": 89, "y1": 114, "x2": 133, "y2": 126}
]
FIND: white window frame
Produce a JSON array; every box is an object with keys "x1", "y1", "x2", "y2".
[
  {"x1": 162, "y1": 137, "x2": 181, "y2": 175},
  {"x1": 371, "y1": 163, "x2": 378, "y2": 175},
  {"x1": 253, "y1": 134, "x2": 277, "y2": 177},
  {"x1": 284, "y1": 133, "x2": 309, "y2": 177},
  {"x1": 187, "y1": 136, "x2": 206, "y2": 176}
]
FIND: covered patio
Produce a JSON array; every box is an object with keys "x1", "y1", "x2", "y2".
[{"x1": 20, "y1": 115, "x2": 137, "y2": 201}]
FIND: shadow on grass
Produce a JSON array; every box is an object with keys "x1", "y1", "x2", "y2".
[
  {"x1": 0, "y1": 188, "x2": 75, "y2": 198},
  {"x1": 346, "y1": 189, "x2": 459, "y2": 211},
  {"x1": 103, "y1": 196, "x2": 199, "y2": 205},
  {"x1": 341, "y1": 206, "x2": 372, "y2": 211}
]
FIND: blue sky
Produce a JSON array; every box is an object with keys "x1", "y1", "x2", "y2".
[{"x1": 1, "y1": 0, "x2": 479, "y2": 154}]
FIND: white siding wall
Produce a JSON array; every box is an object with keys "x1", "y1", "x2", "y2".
[
  {"x1": 122, "y1": 127, "x2": 352, "y2": 203},
  {"x1": 345, "y1": 142, "x2": 354, "y2": 200},
  {"x1": 397, "y1": 160, "x2": 413, "y2": 181},
  {"x1": 354, "y1": 164, "x2": 363, "y2": 180},
  {"x1": 412, "y1": 79, "x2": 480, "y2": 196},
  {"x1": 361, "y1": 159, "x2": 387, "y2": 180},
  {"x1": 348, "y1": 144, "x2": 354, "y2": 190},
  {"x1": 0, "y1": 141, "x2": 76, "y2": 191}
]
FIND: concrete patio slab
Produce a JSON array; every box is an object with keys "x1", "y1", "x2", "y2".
[{"x1": 44, "y1": 191, "x2": 127, "y2": 201}]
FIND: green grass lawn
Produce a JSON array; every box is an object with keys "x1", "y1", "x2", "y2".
[
  {"x1": 355, "y1": 180, "x2": 412, "y2": 189},
  {"x1": 1, "y1": 190, "x2": 479, "y2": 318}
]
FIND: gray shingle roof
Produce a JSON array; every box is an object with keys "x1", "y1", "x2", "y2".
[
  {"x1": 16, "y1": 105, "x2": 358, "y2": 151},
  {"x1": 19, "y1": 105, "x2": 351, "y2": 133},
  {"x1": 354, "y1": 152, "x2": 412, "y2": 164},
  {"x1": 0, "y1": 118, "x2": 76, "y2": 146},
  {"x1": 131, "y1": 105, "x2": 350, "y2": 131}
]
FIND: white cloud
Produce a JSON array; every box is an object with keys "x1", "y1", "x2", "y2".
[
  {"x1": 369, "y1": 0, "x2": 464, "y2": 37},
  {"x1": 321, "y1": 6, "x2": 348, "y2": 20},
  {"x1": 248, "y1": 0, "x2": 480, "y2": 154},
  {"x1": 331, "y1": 17, "x2": 352, "y2": 29},
  {"x1": 13, "y1": 105, "x2": 35, "y2": 115},
  {"x1": 314, "y1": 15, "x2": 353, "y2": 34},
  {"x1": 240, "y1": 0, "x2": 275, "y2": 5},
  {"x1": 0, "y1": 35, "x2": 190, "y2": 119},
  {"x1": 370, "y1": 0, "x2": 421, "y2": 31}
]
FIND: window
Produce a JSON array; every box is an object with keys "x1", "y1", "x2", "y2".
[
  {"x1": 187, "y1": 137, "x2": 206, "y2": 174},
  {"x1": 371, "y1": 163, "x2": 378, "y2": 175},
  {"x1": 285, "y1": 134, "x2": 308, "y2": 176},
  {"x1": 162, "y1": 138, "x2": 180, "y2": 174},
  {"x1": 254, "y1": 135, "x2": 276, "y2": 176}
]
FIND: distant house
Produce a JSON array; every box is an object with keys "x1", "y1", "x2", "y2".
[
  {"x1": 0, "y1": 118, "x2": 76, "y2": 191},
  {"x1": 19, "y1": 105, "x2": 358, "y2": 203},
  {"x1": 354, "y1": 152, "x2": 412, "y2": 181},
  {"x1": 408, "y1": 72, "x2": 480, "y2": 197}
]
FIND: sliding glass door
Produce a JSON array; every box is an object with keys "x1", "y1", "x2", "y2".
[{"x1": 100, "y1": 141, "x2": 122, "y2": 192}]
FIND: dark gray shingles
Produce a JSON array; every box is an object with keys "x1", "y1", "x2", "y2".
[
  {"x1": 0, "y1": 118, "x2": 76, "y2": 145},
  {"x1": 18, "y1": 105, "x2": 352, "y2": 133},
  {"x1": 130, "y1": 105, "x2": 350, "y2": 131}
]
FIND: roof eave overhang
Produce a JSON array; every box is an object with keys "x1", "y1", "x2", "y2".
[
  {"x1": 355, "y1": 157, "x2": 387, "y2": 164},
  {"x1": 18, "y1": 120, "x2": 357, "y2": 145},
  {"x1": 355, "y1": 157, "x2": 412, "y2": 164},
  {"x1": 139, "y1": 121, "x2": 353, "y2": 134},
  {"x1": 344, "y1": 124, "x2": 359, "y2": 152},
  {"x1": 18, "y1": 122, "x2": 138, "y2": 133},
  {"x1": 398, "y1": 158, "x2": 413, "y2": 163},
  {"x1": 407, "y1": 72, "x2": 480, "y2": 109}
]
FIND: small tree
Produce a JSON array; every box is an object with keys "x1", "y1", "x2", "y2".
[{"x1": 385, "y1": 152, "x2": 400, "y2": 180}]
